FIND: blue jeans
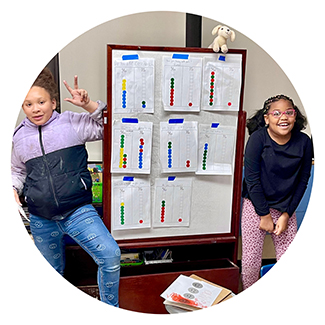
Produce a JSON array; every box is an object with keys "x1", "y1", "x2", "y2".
[{"x1": 29, "y1": 204, "x2": 121, "y2": 307}]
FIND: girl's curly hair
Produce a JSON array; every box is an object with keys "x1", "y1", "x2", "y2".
[
  {"x1": 246, "y1": 94, "x2": 307, "y2": 135},
  {"x1": 32, "y1": 67, "x2": 59, "y2": 110}
]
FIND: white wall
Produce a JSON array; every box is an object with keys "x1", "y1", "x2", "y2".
[
  {"x1": 16, "y1": 11, "x2": 310, "y2": 164},
  {"x1": 59, "y1": 11, "x2": 186, "y2": 161},
  {"x1": 202, "y1": 17, "x2": 310, "y2": 141}
]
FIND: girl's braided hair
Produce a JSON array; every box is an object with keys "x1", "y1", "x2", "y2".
[{"x1": 246, "y1": 94, "x2": 307, "y2": 135}]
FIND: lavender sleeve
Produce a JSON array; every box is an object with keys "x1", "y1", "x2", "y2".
[
  {"x1": 11, "y1": 145, "x2": 27, "y2": 195},
  {"x1": 69, "y1": 100, "x2": 106, "y2": 143}
]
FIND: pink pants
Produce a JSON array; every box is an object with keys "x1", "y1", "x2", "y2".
[{"x1": 241, "y1": 198, "x2": 297, "y2": 290}]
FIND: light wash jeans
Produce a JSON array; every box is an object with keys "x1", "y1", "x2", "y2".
[{"x1": 29, "y1": 204, "x2": 121, "y2": 307}]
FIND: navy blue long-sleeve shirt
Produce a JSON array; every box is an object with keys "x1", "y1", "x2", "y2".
[{"x1": 242, "y1": 127, "x2": 313, "y2": 217}]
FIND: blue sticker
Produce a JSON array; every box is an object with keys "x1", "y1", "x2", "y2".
[
  {"x1": 219, "y1": 55, "x2": 226, "y2": 61},
  {"x1": 123, "y1": 177, "x2": 134, "y2": 181},
  {"x1": 169, "y1": 119, "x2": 184, "y2": 124},
  {"x1": 168, "y1": 176, "x2": 176, "y2": 181},
  {"x1": 211, "y1": 123, "x2": 219, "y2": 128},
  {"x1": 172, "y1": 54, "x2": 189, "y2": 60},
  {"x1": 122, "y1": 54, "x2": 139, "y2": 60},
  {"x1": 122, "y1": 118, "x2": 139, "y2": 123}
]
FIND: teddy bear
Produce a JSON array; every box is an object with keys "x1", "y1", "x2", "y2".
[{"x1": 208, "y1": 25, "x2": 236, "y2": 53}]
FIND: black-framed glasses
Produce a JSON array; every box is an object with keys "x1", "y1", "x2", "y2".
[{"x1": 266, "y1": 109, "x2": 296, "y2": 118}]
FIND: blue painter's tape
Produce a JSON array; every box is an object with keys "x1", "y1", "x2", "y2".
[
  {"x1": 123, "y1": 177, "x2": 134, "y2": 181},
  {"x1": 122, "y1": 118, "x2": 139, "y2": 123},
  {"x1": 169, "y1": 119, "x2": 184, "y2": 124},
  {"x1": 168, "y1": 176, "x2": 176, "y2": 181},
  {"x1": 219, "y1": 55, "x2": 226, "y2": 61},
  {"x1": 211, "y1": 123, "x2": 219, "y2": 128},
  {"x1": 122, "y1": 54, "x2": 139, "y2": 60},
  {"x1": 172, "y1": 54, "x2": 189, "y2": 60}
]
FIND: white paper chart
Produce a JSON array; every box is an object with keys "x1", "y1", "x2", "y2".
[
  {"x1": 109, "y1": 48, "x2": 246, "y2": 241},
  {"x1": 112, "y1": 176, "x2": 151, "y2": 230},
  {"x1": 153, "y1": 177, "x2": 192, "y2": 228},
  {"x1": 162, "y1": 55, "x2": 202, "y2": 112},
  {"x1": 196, "y1": 124, "x2": 236, "y2": 175},
  {"x1": 201, "y1": 54, "x2": 242, "y2": 111},
  {"x1": 111, "y1": 119, "x2": 153, "y2": 174},
  {"x1": 160, "y1": 120, "x2": 198, "y2": 173},
  {"x1": 113, "y1": 56, "x2": 155, "y2": 113}
]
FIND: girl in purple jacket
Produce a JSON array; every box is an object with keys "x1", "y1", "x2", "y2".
[{"x1": 12, "y1": 68, "x2": 120, "y2": 307}]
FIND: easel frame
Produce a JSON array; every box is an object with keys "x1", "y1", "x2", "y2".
[{"x1": 103, "y1": 45, "x2": 247, "y2": 263}]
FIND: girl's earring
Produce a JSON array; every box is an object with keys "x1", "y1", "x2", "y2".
[{"x1": 265, "y1": 123, "x2": 269, "y2": 128}]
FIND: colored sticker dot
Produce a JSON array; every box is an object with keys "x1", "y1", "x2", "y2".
[
  {"x1": 170, "y1": 78, "x2": 175, "y2": 106},
  {"x1": 122, "y1": 80, "x2": 127, "y2": 108}
]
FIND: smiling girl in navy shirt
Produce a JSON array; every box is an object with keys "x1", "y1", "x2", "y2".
[{"x1": 241, "y1": 94, "x2": 313, "y2": 289}]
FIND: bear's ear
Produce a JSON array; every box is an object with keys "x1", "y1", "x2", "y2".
[
  {"x1": 212, "y1": 25, "x2": 222, "y2": 36},
  {"x1": 230, "y1": 30, "x2": 236, "y2": 42}
]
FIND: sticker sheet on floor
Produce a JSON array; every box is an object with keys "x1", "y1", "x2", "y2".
[
  {"x1": 161, "y1": 275, "x2": 222, "y2": 309},
  {"x1": 112, "y1": 176, "x2": 151, "y2": 230},
  {"x1": 111, "y1": 119, "x2": 153, "y2": 174},
  {"x1": 196, "y1": 124, "x2": 236, "y2": 175},
  {"x1": 113, "y1": 56, "x2": 155, "y2": 113},
  {"x1": 160, "y1": 120, "x2": 198, "y2": 173},
  {"x1": 162, "y1": 55, "x2": 202, "y2": 112},
  {"x1": 201, "y1": 54, "x2": 242, "y2": 111},
  {"x1": 153, "y1": 177, "x2": 192, "y2": 228}
]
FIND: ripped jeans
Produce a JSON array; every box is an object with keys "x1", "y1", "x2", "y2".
[{"x1": 29, "y1": 204, "x2": 121, "y2": 307}]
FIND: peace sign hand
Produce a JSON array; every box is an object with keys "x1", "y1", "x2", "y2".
[{"x1": 63, "y1": 75, "x2": 90, "y2": 108}]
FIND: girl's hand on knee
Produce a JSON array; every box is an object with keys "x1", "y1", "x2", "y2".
[
  {"x1": 259, "y1": 214, "x2": 274, "y2": 233},
  {"x1": 274, "y1": 213, "x2": 289, "y2": 235}
]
